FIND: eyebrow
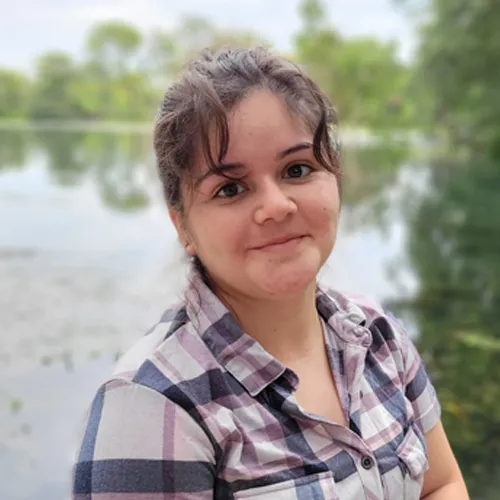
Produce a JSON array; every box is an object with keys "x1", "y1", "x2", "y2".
[
  {"x1": 194, "y1": 141, "x2": 313, "y2": 187},
  {"x1": 275, "y1": 141, "x2": 313, "y2": 160}
]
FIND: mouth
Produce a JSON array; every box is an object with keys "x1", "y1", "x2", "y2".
[{"x1": 252, "y1": 235, "x2": 306, "y2": 252}]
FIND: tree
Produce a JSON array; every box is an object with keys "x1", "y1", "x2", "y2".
[
  {"x1": 29, "y1": 52, "x2": 82, "y2": 120},
  {"x1": 294, "y1": 0, "x2": 414, "y2": 129},
  {"x1": 0, "y1": 69, "x2": 31, "y2": 118},
  {"x1": 80, "y1": 21, "x2": 156, "y2": 120},
  {"x1": 145, "y1": 29, "x2": 177, "y2": 88},
  {"x1": 86, "y1": 21, "x2": 143, "y2": 78},
  {"x1": 145, "y1": 14, "x2": 268, "y2": 86},
  {"x1": 331, "y1": 38, "x2": 412, "y2": 127},
  {"x1": 299, "y1": 0, "x2": 327, "y2": 29},
  {"x1": 403, "y1": 0, "x2": 500, "y2": 147},
  {"x1": 293, "y1": 0, "x2": 342, "y2": 101}
]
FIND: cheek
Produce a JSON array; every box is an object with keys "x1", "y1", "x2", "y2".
[
  {"x1": 188, "y1": 208, "x2": 244, "y2": 255},
  {"x1": 316, "y1": 204, "x2": 339, "y2": 238},
  {"x1": 306, "y1": 180, "x2": 340, "y2": 232}
]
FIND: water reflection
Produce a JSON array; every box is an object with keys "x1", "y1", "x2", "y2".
[
  {"x1": 35, "y1": 130, "x2": 154, "y2": 210},
  {"x1": 0, "y1": 129, "x2": 30, "y2": 170},
  {"x1": 387, "y1": 155, "x2": 500, "y2": 498},
  {"x1": 4, "y1": 127, "x2": 483, "y2": 498}
]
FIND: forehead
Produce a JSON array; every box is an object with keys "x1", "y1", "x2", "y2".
[{"x1": 223, "y1": 90, "x2": 312, "y2": 162}]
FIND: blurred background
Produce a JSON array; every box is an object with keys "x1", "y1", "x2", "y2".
[{"x1": 0, "y1": 0, "x2": 498, "y2": 498}]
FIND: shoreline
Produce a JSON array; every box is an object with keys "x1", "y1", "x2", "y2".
[{"x1": 0, "y1": 119, "x2": 434, "y2": 147}]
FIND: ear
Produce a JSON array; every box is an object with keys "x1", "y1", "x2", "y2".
[{"x1": 168, "y1": 208, "x2": 196, "y2": 256}]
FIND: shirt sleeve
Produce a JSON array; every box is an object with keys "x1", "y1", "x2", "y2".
[
  {"x1": 72, "y1": 377, "x2": 216, "y2": 499},
  {"x1": 385, "y1": 311, "x2": 442, "y2": 435}
]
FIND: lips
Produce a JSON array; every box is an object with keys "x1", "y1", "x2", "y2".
[{"x1": 252, "y1": 234, "x2": 305, "y2": 251}]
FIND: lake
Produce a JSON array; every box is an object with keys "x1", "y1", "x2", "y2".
[{"x1": 0, "y1": 127, "x2": 496, "y2": 499}]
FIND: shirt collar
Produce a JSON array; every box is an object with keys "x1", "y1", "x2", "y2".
[
  {"x1": 184, "y1": 268, "x2": 286, "y2": 396},
  {"x1": 183, "y1": 266, "x2": 371, "y2": 396},
  {"x1": 315, "y1": 284, "x2": 372, "y2": 348}
]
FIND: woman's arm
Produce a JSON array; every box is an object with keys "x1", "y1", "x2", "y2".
[
  {"x1": 420, "y1": 420, "x2": 469, "y2": 499},
  {"x1": 72, "y1": 378, "x2": 216, "y2": 499}
]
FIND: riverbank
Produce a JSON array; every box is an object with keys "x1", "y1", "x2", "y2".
[{"x1": 0, "y1": 119, "x2": 438, "y2": 149}]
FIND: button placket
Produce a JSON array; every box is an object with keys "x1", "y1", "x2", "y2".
[
  {"x1": 361, "y1": 455, "x2": 374, "y2": 470},
  {"x1": 356, "y1": 453, "x2": 384, "y2": 499}
]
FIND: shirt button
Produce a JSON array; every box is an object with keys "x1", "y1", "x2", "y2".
[{"x1": 361, "y1": 455, "x2": 375, "y2": 470}]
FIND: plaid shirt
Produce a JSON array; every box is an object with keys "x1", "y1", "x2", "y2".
[{"x1": 72, "y1": 268, "x2": 441, "y2": 499}]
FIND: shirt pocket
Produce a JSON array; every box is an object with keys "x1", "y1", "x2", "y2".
[
  {"x1": 233, "y1": 471, "x2": 339, "y2": 499},
  {"x1": 396, "y1": 423, "x2": 429, "y2": 500}
]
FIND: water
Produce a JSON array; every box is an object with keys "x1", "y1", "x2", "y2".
[{"x1": 1, "y1": 128, "x2": 493, "y2": 498}]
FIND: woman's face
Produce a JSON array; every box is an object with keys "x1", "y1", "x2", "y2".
[{"x1": 171, "y1": 90, "x2": 340, "y2": 300}]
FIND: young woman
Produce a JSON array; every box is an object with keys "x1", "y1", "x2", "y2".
[{"x1": 72, "y1": 47, "x2": 469, "y2": 499}]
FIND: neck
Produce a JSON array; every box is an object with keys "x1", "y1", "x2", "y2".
[{"x1": 215, "y1": 281, "x2": 324, "y2": 366}]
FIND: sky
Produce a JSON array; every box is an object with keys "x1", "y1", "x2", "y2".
[{"x1": 1, "y1": 0, "x2": 416, "y2": 73}]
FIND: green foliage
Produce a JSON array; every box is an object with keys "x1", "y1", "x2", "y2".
[
  {"x1": 0, "y1": 69, "x2": 30, "y2": 118},
  {"x1": 294, "y1": 0, "x2": 415, "y2": 129},
  {"x1": 80, "y1": 22, "x2": 154, "y2": 120},
  {"x1": 33, "y1": 130, "x2": 88, "y2": 185},
  {"x1": 393, "y1": 0, "x2": 500, "y2": 496},
  {"x1": 0, "y1": 3, "x2": 421, "y2": 128},
  {"x1": 29, "y1": 52, "x2": 83, "y2": 120},
  {"x1": 392, "y1": 156, "x2": 500, "y2": 498},
  {"x1": 145, "y1": 14, "x2": 268, "y2": 86},
  {"x1": 407, "y1": 0, "x2": 500, "y2": 146},
  {"x1": 0, "y1": 130, "x2": 29, "y2": 170},
  {"x1": 86, "y1": 21, "x2": 143, "y2": 77},
  {"x1": 299, "y1": 0, "x2": 326, "y2": 27}
]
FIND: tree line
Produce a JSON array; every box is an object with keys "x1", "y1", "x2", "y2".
[{"x1": 0, "y1": 0, "x2": 419, "y2": 130}]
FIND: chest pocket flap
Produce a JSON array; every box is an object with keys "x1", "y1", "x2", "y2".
[{"x1": 234, "y1": 471, "x2": 339, "y2": 499}]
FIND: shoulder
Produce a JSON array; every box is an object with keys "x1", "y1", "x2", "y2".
[
  {"x1": 105, "y1": 302, "x2": 219, "y2": 401},
  {"x1": 111, "y1": 304, "x2": 188, "y2": 377},
  {"x1": 77, "y1": 301, "x2": 222, "y2": 443},
  {"x1": 73, "y1": 363, "x2": 217, "y2": 493}
]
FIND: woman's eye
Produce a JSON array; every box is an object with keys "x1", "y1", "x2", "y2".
[
  {"x1": 285, "y1": 163, "x2": 312, "y2": 179},
  {"x1": 215, "y1": 182, "x2": 245, "y2": 198}
]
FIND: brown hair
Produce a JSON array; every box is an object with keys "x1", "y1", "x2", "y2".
[{"x1": 153, "y1": 45, "x2": 341, "y2": 214}]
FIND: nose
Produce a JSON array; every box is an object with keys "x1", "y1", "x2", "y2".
[{"x1": 253, "y1": 181, "x2": 297, "y2": 225}]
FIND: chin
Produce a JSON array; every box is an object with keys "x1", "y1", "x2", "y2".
[{"x1": 252, "y1": 259, "x2": 321, "y2": 298}]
